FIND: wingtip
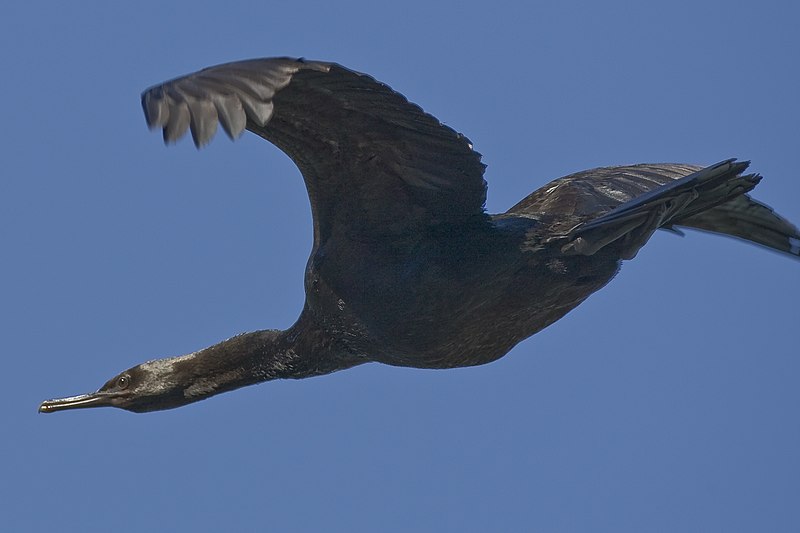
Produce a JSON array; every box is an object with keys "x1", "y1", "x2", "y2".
[
  {"x1": 190, "y1": 131, "x2": 215, "y2": 149},
  {"x1": 141, "y1": 89, "x2": 169, "y2": 130},
  {"x1": 729, "y1": 158, "x2": 751, "y2": 176}
]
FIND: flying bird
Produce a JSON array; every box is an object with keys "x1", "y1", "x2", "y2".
[{"x1": 39, "y1": 58, "x2": 799, "y2": 413}]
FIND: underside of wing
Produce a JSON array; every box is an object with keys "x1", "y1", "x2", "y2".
[{"x1": 141, "y1": 58, "x2": 488, "y2": 246}]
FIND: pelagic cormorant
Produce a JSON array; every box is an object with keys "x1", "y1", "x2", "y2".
[{"x1": 39, "y1": 58, "x2": 799, "y2": 413}]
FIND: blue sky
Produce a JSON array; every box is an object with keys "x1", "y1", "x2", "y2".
[{"x1": 3, "y1": 1, "x2": 798, "y2": 532}]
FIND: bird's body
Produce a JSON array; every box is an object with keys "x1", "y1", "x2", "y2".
[
  {"x1": 40, "y1": 58, "x2": 799, "y2": 413},
  {"x1": 304, "y1": 213, "x2": 616, "y2": 369}
]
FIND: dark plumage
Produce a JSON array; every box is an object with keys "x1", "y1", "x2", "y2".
[{"x1": 39, "y1": 58, "x2": 799, "y2": 414}]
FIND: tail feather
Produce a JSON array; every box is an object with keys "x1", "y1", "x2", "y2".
[{"x1": 677, "y1": 195, "x2": 800, "y2": 258}]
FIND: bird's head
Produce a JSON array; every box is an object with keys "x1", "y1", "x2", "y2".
[
  {"x1": 39, "y1": 330, "x2": 287, "y2": 414},
  {"x1": 39, "y1": 357, "x2": 203, "y2": 414}
]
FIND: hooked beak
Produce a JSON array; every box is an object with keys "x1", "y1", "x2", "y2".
[{"x1": 39, "y1": 391, "x2": 115, "y2": 413}]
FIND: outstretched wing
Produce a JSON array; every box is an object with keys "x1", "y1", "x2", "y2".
[
  {"x1": 141, "y1": 58, "x2": 488, "y2": 246},
  {"x1": 509, "y1": 161, "x2": 800, "y2": 259}
]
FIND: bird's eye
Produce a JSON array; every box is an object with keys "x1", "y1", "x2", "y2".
[{"x1": 117, "y1": 375, "x2": 130, "y2": 390}]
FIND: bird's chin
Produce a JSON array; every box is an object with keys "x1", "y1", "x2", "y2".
[{"x1": 38, "y1": 392, "x2": 117, "y2": 413}]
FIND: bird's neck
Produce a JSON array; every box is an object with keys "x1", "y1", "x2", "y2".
[{"x1": 172, "y1": 317, "x2": 363, "y2": 403}]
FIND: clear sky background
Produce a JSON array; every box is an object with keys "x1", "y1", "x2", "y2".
[{"x1": 2, "y1": 1, "x2": 798, "y2": 532}]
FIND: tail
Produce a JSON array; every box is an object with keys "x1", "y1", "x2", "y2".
[
  {"x1": 677, "y1": 193, "x2": 800, "y2": 258},
  {"x1": 516, "y1": 159, "x2": 800, "y2": 260}
]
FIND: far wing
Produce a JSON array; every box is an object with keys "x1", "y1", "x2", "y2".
[
  {"x1": 141, "y1": 58, "x2": 488, "y2": 247},
  {"x1": 509, "y1": 161, "x2": 799, "y2": 259},
  {"x1": 508, "y1": 163, "x2": 704, "y2": 222}
]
